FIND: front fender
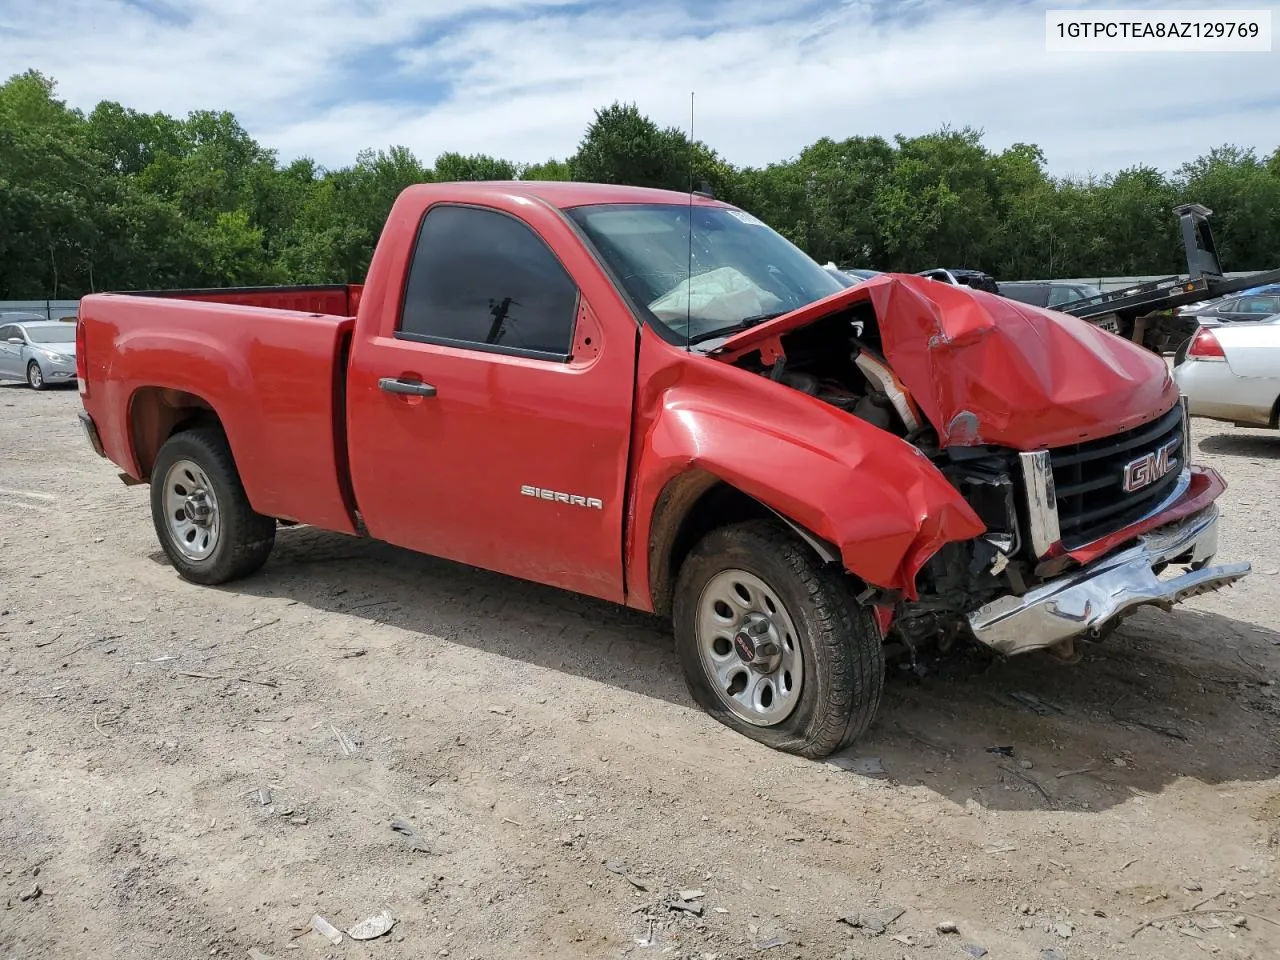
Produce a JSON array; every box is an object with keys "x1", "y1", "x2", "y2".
[{"x1": 629, "y1": 384, "x2": 985, "y2": 603}]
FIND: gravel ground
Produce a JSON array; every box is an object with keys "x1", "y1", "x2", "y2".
[{"x1": 1, "y1": 382, "x2": 1278, "y2": 960}]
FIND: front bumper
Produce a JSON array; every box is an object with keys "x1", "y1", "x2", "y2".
[
  {"x1": 967, "y1": 504, "x2": 1249, "y2": 656},
  {"x1": 40, "y1": 358, "x2": 77, "y2": 382}
]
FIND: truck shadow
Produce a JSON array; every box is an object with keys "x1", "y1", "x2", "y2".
[
  {"x1": 1198, "y1": 432, "x2": 1280, "y2": 459},
  {"x1": 200, "y1": 524, "x2": 1280, "y2": 815},
  {"x1": 863, "y1": 608, "x2": 1280, "y2": 814}
]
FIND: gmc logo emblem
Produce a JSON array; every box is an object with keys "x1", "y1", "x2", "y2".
[{"x1": 1121, "y1": 438, "x2": 1179, "y2": 493}]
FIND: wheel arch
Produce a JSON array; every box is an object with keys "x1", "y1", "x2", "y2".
[
  {"x1": 646, "y1": 470, "x2": 843, "y2": 619},
  {"x1": 128, "y1": 386, "x2": 225, "y2": 481}
]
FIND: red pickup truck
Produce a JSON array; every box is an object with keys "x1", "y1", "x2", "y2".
[{"x1": 76, "y1": 181, "x2": 1250, "y2": 757}]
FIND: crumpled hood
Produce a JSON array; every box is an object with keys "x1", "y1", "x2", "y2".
[{"x1": 713, "y1": 274, "x2": 1178, "y2": 450}]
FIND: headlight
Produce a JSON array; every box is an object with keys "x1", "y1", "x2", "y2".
[{"x1": 39, "y1": 350, "x2": 70, "y2": 362}]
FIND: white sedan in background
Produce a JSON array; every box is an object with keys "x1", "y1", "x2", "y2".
[{"x1": 1173, "y1": 316, "x2": 1280, "y2": 428}]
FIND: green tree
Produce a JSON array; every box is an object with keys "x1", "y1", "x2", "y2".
[
  {"x1": 872, "y1": 127, "x2": 1000, "y2": 271},
  {"x1": 87, "y1": 101, "x2": 186, "y2": 175},
  {"x1": 433, "y1": 151, "x2": 518, "y2": 181},
  {"x1": 1175, "y1": 146, "x2": 1280, "y2": 271},
  {"x1": 571, "y1": 102, "x2": 690, "y2": 189},
  {"x1": 5, "y1": 70, "x2": 1279, "y2": 298},
  {"x1": 520, "y1": 158, "x2": 573, "y2": 181},
  {"x1": 0, "y1": 70, "x2": 105, "y2": 296}
]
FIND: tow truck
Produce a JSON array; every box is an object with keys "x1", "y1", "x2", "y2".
[{"x1": 1051, "y1": 203, "x2": 1280, "y2": 354}]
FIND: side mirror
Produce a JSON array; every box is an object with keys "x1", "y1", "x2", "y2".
[{"x1": 7, "y1": 337, "x2": 23, "y2": 345}]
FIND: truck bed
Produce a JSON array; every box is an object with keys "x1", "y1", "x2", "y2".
[
  {"x1": 78, "y1": 292, "x2": 359, "y2": 535},
  {"x1": 118, "y1": 283, "x2": 364, "y2": 317}
]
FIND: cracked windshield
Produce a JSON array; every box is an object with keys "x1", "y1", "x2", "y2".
[{"x1": 568, "y1": 203, "x2": 845, "y2": 344}]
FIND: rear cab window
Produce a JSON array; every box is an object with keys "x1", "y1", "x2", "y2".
[{"x1": 396, "y1": 205, "x2": 579, "y2": 361}]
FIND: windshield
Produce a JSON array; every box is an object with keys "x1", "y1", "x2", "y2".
[
  {"x1": 566, "y1": 203, "x2": 844, "y2": 343},
  {"x1": 26, "y1": 326, "x2": 75, "y2": 344}
]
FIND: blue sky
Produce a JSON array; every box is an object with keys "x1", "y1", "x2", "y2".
[{"x1": 1, "y1": 0, "x2": 1277, "y2": 176}]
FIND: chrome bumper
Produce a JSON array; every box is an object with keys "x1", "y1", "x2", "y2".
[{"x1": 967, "y1": 505, "x2": 1249, "y2": 656}]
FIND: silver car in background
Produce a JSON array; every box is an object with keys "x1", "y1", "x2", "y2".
[
  {"x1": 0, "y1": 317, "x2": 78, "y2": 390},
  {"x1": 1173, "y1": 316, "x2": 1280, "y2": 429}
]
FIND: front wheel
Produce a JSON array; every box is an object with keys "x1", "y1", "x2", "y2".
[
  {"x1": 150, "y1": 427, "x2": 275, "y2": 585},
  {"x1": 26, "y1": 361, "x2": 45, "y2": 390},
  {"x1": 672, "y1": 520, "x2": 885, "y2": 758}
]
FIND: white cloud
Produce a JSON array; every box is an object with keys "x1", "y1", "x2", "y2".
[{"x1": 2, "y1": 0, "x2": 1277, "y2": 177}]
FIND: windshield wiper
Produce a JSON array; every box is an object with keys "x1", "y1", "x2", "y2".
[{"x1": 685, "y1": 311, "x2": 786, "y2": 345}]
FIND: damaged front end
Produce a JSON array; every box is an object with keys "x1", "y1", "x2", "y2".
[
  {"x1": 963, "y1": 400, "x2": 1248, "y2": 656},
  {"x1": 893, "y1": 425, "x2": 1248, "y2": 661},
  {"x1": 710, "y1": 274, "x2": 1251, "y2": 659},
  {"x1": 968, "y1": 504, "x2": 1241, "y2": 657}
]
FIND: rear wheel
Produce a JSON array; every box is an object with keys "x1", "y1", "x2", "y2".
[
  {"x1": 672, "y1": 520, "x2": 884, "y2": 758},
  {"x1": 150, "y1": 427, "x2": 275, "y2": 585},
  {"x1": 26, "y1": 361, "x2": 45, "y2": 390}
]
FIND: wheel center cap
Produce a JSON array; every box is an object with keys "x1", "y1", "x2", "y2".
[
  {"x1": 184, "y1": 493, "x2": 211, "y2": 523},
  {"x1": 733, "y1": 614, "x2": 783, "y2": 673}
]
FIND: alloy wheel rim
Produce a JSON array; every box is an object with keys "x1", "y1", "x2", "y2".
[
  {"x1": 163, "y1": 458, "x2": 220, "y2": 561},
  {"x1": 695, "y1": 569, "x2": 803, "y2": 726}
]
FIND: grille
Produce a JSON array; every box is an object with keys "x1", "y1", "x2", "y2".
[{"x1": 1049, "y1": 403, "x2": 1186, "y2": 549}]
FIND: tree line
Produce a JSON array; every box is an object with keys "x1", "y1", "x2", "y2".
[{"x1": 3, "y1": 69, "x2": 1279, "y2": 300}]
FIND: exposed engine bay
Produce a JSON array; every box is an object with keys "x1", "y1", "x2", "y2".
[
  {"x1": 728, "y1": 303, "x2": 1043, "y2": 656},
  {"x1": 703, "y1": 272, "x2": 1228, "y2": 669},
  {"x1": 728, "y1": 304, "x2": 924, "y2": 439}
]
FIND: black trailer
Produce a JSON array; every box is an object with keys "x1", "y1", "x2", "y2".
[{"x1": 1049, "y1": 204, "x2": 1280, "y2": 354}]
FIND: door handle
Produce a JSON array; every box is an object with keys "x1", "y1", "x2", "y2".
[{"x1": 379, "y1": 377, "x2": 437, "y2": 398}]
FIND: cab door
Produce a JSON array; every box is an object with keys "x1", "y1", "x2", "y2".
[
  {"x1": 345, "y1": 199, "x2": 638, "y2": 603},
  {"x1": 0, "y1": 326, "x2": 19, "y2": 378}
]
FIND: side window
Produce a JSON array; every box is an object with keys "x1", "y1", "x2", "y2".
[
  {"x1": 398, "y1": 205, "x2": 579, "y2": 359},
  {"x1": 1216, "y1": 299, "x2": 1239, "y2": 313},
  {"x1": 0, "y1": 326, "x2": 12, "y2": 342},
  {"x1": 1243, "y1": 296, "x2": 1279, "y2": 314}
]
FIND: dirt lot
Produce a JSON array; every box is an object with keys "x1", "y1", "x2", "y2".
[{"x1": 1, "y1": 382, "x2": 1278, "y2": 960}]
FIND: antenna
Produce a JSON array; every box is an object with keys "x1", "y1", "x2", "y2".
[{"x1": 685, "y1": 90, "x2": 694, "y2": 351}]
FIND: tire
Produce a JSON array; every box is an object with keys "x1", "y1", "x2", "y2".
[
  {"x1": 149, "y1": 426, "x2": 275, "y2": 585},
  {"x1": 672, "y1": 520, "x2": 885, "y2": 758},
  {"x1": 26, "y1": 361, "x2": 45, "y2": 390}
]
